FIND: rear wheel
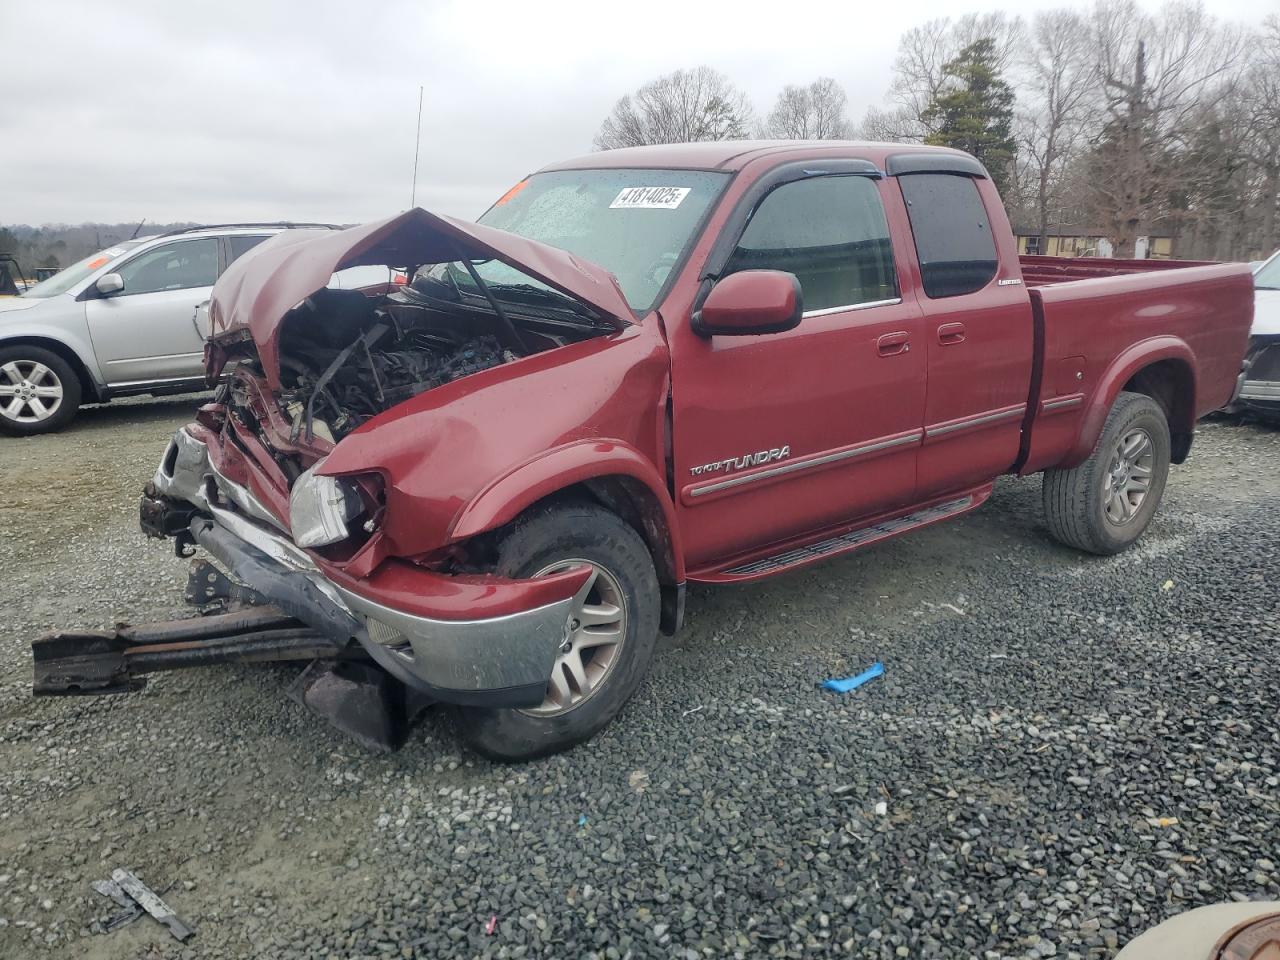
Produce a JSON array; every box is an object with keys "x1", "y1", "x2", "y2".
[
  {"x1": 449, "y1": 502, "x2": 660, "y2": 761},
  {"x1": 1042, "y1": 391, "x2": 1171, "y2": 555},
  {"x1": 0, "y1": 346, "x2": 82, "y2": 436}
]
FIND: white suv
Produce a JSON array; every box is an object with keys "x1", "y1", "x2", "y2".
[
  {"x1": 0, "y1": 223, "x2": 340, "y2": 435},
  {"x1": 1241, "y1": 251, "x2": 1280, "y2": 419}
]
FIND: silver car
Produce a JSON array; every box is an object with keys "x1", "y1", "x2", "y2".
[{"x1": 0, "y1": 223, "x2": 340, "y2": 435}]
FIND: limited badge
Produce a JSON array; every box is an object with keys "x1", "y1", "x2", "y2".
[{"x1": 609, "y1": 187, "x2": 691, "y2": 210}]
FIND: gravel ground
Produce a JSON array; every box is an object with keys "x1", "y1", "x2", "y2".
[{"x1": 1, "y1": 399, "x2": 1278, "y2": 960}]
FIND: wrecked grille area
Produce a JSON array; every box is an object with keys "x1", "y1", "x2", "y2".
[
  {"x1": 252, "y1": 278, "x2": 604, "y2": 444},
  {"x1": 288, "y1": 329, "x2": 514, "y2": 440}
]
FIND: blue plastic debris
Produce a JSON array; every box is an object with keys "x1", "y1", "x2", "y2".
[
  {"x1": 823, "y1": 662, "x2": 884, "y2": 694},
  {"x1": 578, "y1": 813, "x2": 588, "y2": 827}
]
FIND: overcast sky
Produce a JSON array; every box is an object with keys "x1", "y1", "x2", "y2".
[{"x1": 2, "y1": 0, "x2": 1274, "y2": 227}]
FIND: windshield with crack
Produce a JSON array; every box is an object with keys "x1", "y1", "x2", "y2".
[{"x1": 453, "y1": 168, "x2": 730, "y2": 313}]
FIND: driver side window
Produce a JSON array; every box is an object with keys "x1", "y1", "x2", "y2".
[
  {"x1": 724, "y1": 175, "x2": 898, "y2": 313},
  {"x1": 116, "y1": 239, "x2": 218, "y2": 296}
]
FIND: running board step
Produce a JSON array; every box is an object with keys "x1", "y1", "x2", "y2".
[{"x1": 708, "y1": 495, "x2": 977, "y2": 581}]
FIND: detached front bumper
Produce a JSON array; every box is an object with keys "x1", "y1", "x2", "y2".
[{"x1": 147, "y1": 428, "x2": 587, "y2": 707}]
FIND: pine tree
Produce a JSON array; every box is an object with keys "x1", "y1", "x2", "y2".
[{"x1": 923, "y1": 38, "x2": 1017, "y2": 193}]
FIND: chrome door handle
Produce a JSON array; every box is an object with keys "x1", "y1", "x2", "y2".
[{"x1": 877, "y1": 331, "x2": 910, "y2": 356}]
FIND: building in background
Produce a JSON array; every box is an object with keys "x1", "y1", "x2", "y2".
[{"x1": 1013, "y1": 223, "x2": 1175, "y2": 260}]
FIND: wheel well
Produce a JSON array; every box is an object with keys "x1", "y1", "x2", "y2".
[
  {"x1": 1124, "y1": 359, "x2": 1194, "y2": 463},
  {"x1": 577, "y1": 477, "x2": 678, "y2": 584},
  {"x1": 0, "y1": 336, "x2": 102, "y2": 403},
  {"x1": 492, "y1": 476, "x2": 683, "y2": 634}
]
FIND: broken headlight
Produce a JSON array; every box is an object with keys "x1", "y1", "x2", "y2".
[{"x1": 289, "y1": 457, "x2": 364, "y2": 548}]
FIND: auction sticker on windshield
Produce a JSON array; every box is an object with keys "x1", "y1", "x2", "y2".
[{"x1": 610, "y1": 187, "x2": 691, "y2": 210}]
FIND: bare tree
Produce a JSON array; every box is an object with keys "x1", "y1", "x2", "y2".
[
  {"x1": 594, "y1": 67, "x2": 753, "y2": 150},
  {"x1": 861, "y1": 13, "x2": 1025, "y2": 141},
  {"x1": 762, "y1": 77, "x2": 853, "y2": 139},
  {"x1": 1083, "y1": 0, "x2": 1244, "y2": 257},
  {"x1": 853, "y1": 105, "x2": 921, "y2": 142},
  {"x1": 1241, "y1": 15, "x2": 1280, "y2": 255},
  {"x1": 1174, "y1": 15, "x2": 1280, "y2": 260},
  {"x1": 1017, "y1": 9, "x2": 1096, "y2": 252},
  {"x1": 855, "y1": 2, "x2": 1271, "y2": 260},
  {"x1": 1172, "y1": 96, "x2": 1254, "y2": 259}
]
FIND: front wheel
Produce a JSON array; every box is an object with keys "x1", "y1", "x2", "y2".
[
  {"x1": 1042, "y1": 391, "x2": 1171, "y2": 555},
  {"x1": 0, "y1": 346, "x2": 82, "y2": 436},
  {"x1": 448, "y1": 502, "x2": 660, "y2": 761}
]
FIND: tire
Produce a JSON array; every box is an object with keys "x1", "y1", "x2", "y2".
[
  {"x1": 0, "y1": 345, "x2": 82, "y2": 436},
  {"x1": 1042, "y1": 391, "x2": 1171, "y2": 556},
  {"x1": 449, "y1": 501, "x2": 660, "y2": 762}
]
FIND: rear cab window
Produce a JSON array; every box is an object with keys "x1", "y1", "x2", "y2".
[
  {"x1": 898, "y1": 173, "x2": 998, "y2": 298},
  {"x1": 724, "y1": 175, "x2": 898, "y2": 314}
]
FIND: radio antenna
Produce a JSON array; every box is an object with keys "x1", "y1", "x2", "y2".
[{"x1": 409, "y1": 85, "x2": 424, "y2": 209}]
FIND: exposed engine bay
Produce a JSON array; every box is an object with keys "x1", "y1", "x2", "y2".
[{"x1": 239, "y1": 268, "x2": 611, "y2": 443}]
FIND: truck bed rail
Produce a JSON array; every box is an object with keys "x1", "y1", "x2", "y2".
[{"x1": 1020, "y1": 255, "x2": 1217, "y2": 287}]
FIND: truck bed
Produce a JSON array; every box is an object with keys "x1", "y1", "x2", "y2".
[
  {"x1": 1016, "y1": 257, "x2": 1254, "y2": 476},
  {"x1": 1019, "y1": 254, "x2": 1217, "y2": 287}
]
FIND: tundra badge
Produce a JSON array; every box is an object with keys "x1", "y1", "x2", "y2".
[{"x1": 691, "y1": 446, "x2": 790, "y2": 477}]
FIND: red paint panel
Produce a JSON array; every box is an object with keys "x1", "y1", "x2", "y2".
[
  {"x1": 666, "y1": 168, "x2": 928, "y2": 567},
  {"x1": 319, "y1": 324, "x2": 672, "y2": 560},
  {"x1": 668, "y1": 298, "x2": 926, "y2": 565},
  {"x1": 906, "y1": 176, "x2": 1035, "y2": 499},
  {"x1": 1021, "y1": 263, "x2": 1252, "y2": 472}
]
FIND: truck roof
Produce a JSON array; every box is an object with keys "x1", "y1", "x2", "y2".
[{"x1": 537, "y1": 140, "x2": 978, "y2": 173}]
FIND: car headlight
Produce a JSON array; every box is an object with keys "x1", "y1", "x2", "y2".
[{"x1": 289, "y1": 457, "x2": 364, "y2": 548}]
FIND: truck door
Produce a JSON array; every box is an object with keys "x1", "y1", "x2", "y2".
[
  {"x1": 668, "y1": 169, "x2": 927, "y2": 569},
  {"x1": 893, "y1": 170, "x2": 1033, "y2": 496},
  {"x1": 84, "y1": 237, "x2": 219, "y2": 385}
]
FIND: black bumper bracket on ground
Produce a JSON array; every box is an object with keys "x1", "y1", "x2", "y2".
[
  {"x1": 31, "y1": 607, "x2": 345, "y2": 696},
  {"x1": 38, "y1": 500, "x2": 435, "y2": 750}
]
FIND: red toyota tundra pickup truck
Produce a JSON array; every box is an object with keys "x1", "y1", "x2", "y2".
[{"x1": 45, "y1": 141, "x2": 1253, "y2": 759}]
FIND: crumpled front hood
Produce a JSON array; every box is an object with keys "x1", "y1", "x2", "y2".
[{"x1": 208, "y1": 207, "x2": 635, "y2": 388}]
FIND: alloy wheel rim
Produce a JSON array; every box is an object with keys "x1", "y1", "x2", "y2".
[
  {"x1": 521, "y1": 559, "x2": 627, "y2": 717},
  {"x1": 0, "y1": 360, "x2": 64, "y2": 424},
  {"x1": 1102, "y1": 427, "x2": 1154, "y2": 525}
]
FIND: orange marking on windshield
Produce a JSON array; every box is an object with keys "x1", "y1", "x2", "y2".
[
  {"x1": 87, "y1": 257, "x2": 109, "y2": 270},
  {"x1": 494, "y1": 179, "x2": 529, "y2": 206}
]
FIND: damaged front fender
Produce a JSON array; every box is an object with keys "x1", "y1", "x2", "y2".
[
  {"x1": 450, "y1": 438, "x2": 684, "y2": 583},
  {"x1": 318, "y1": 321, "x2": 673, "y2": 561}
]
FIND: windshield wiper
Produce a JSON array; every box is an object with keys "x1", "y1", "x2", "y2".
[
  {"x1": 488, "y1": 283, "x2": 599, "y2": 320},
  {"x1": 452, "y1": 251, "x2": 532, "y2": 355}
]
